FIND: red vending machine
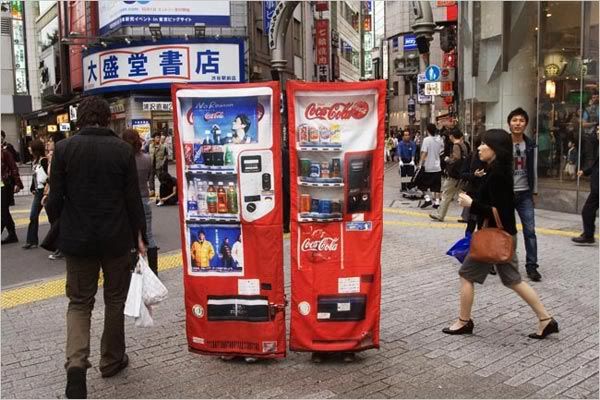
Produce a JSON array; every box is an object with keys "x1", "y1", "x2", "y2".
[
  {"x1": 287, "y1": 80, "x2": 386, "y2": 353},
  {"x1": 172, "y1": 82, "x2": 286, "y2": 358}
]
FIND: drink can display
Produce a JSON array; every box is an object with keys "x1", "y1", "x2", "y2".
[
  {"x1": 319, "y1": 126, "x2": 331, "y2": 144},
  {"x1": 311, "y1": 198, "x2": 320, "y2": 213},
  {"x1": 300, "y1": 194, "x2": 311, "y2": 213},
  {"x1": 330, "y1": 124, "x2": 342, "y2": 144},
  {"x1": 184, "y1": 143, "x2": 194, "y2": 165},
  {"x1": 298, "y1": 124, "x2": 310, "y2": 143},
  {"x1": 193, "y1": 143, "x2": 203, "y2": 165},
  {"x1": 319, "y1": 199, "x2": 332, "y2": 214},
  {"x1": 330, "y1": 158, "x2": 342, "y2": 178},
  {"x1": 309, "y1": 162, "x2": 321, "y2": 178},
  {"x1": 300, "y1": 159, "x2": 312, "y2": 177},
  {"x1": 320, "y1": 161, "x2": 330, "y2": 178},
  {"x1": 309, "y1": 126, "x2": 320, "y2": 143}
]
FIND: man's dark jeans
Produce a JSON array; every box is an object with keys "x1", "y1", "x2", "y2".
[
  {"x1": 1, "y1": 185, "x2": 16, "y2": 235},
  {"x1": 582, "y1": 191, "x2": 599, "y2": 239},
  {"x1": 514, "y1": 190, "x2": 538, "y2": 270},
  {"x1": 26, "y1": 189, "x2": 44, "y2": 245}
]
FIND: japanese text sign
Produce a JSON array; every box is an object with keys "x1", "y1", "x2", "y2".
[
  {"x1": 315, "y1": 19, "x2": 329, "y2": 66},
  {"x1": 83, "y1": 40, "x2": 244, "y2": 93},
  {"x1": 99, "y1": 1, "x2": 230, "y2": 35}
]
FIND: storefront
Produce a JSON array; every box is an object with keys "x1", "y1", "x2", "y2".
[
  {"x1": 458, "y1": 1, "x2": 598, "y2": 213},
  {"x1": 82, "y1": 38, "x2": 245, "y2": 145}
]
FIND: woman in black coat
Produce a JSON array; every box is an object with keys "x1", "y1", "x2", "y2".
[{"x1": 443, "y1": 129, "x2": 558, "y2": 339}]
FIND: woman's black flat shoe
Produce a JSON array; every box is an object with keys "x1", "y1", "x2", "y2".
[
  {"x1": 442, "y1": 318, "x2": 474, "y2": 335},
  {"x1": 528, "y1": 317, "x2": 559, "y2": 339}
]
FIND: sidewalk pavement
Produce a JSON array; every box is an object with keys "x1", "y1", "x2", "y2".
[{"x1": 1, "y1": 164, "x2": 598, "y2": 399}]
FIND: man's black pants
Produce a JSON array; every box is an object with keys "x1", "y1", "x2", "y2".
[{"x1": 582, "y1": 191, "x2": 599, "y2": 239}]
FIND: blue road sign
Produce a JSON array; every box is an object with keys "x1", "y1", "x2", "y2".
[{"x1": 425, "y1": 65, "x2": 441, "y2": 82}]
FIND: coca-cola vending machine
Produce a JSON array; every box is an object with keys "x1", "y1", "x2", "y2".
[
  {"x1": 171, "y1": 82, "x2": 286, "y2": 358},
  {"x1": 287, "y1": 80, "x2": 386, "y2": 353}
]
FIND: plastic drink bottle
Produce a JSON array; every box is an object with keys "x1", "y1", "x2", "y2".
[
  {"x1": 206, "y1": 181, "x2": 217, "y2": 213},
  {"x1": 226, "y1": 182, "x2": 238, "y2": 214},
  {"x1": 217, "y1": 182, "x2": 228, "y2": 213}
]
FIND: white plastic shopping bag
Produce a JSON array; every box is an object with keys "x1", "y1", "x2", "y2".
[
  {"x1": 135, "y1": 303, "x2": 154, "y2": 327},
  {"x1": 124, "y1": 268, "x2": 143, "y2": 318},
  {"x1": 139, "y1": 256, "x2": 168, "y2": 305}
]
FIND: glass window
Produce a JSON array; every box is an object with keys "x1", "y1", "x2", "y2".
[{"x1": 39, "y1": 16, "x2": 59, "y2": 52}]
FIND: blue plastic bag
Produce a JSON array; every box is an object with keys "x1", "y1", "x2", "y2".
[{"x1": 446, "y1": 233, "x2": 471, "y2": 263}]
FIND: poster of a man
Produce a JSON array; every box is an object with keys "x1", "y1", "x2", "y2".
[{"x1": 188, "y1": 225, "x2": 243, "y2": 275}]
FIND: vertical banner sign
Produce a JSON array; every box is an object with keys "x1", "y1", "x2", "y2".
[
  {"x1": 263, "y1": 1, "x2": 276, "y2": 36},
  {"x1": 171, "y1": 82, "x2": 286, "y2": 358},
  {"x1": 286, "y1": 80, "x2": 386, "y2": 353},
  {"x1": 315, "y1": 19, "x2": 330, "y2": 82}
]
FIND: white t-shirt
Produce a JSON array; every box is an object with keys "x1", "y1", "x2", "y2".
[
  {"x1": 421, "y1": 135, "x2": 444, "y2": 172},
  {"x1": 513, "y1": 141, "x2": 529, "y2": 192}
]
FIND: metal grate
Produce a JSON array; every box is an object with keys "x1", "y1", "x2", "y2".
[{"x1": 0, "y1": 17, "x2": 10, "y2": 35}]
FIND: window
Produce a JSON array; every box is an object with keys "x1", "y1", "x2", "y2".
[
  {"x1": 404, "y1": 79, "x2": 417, "y2": 96},
  {"x1": 393, "y1": 81, "x2": 399, "y2": 96},
  {"x1": 293, "y1": 19, "x2": 302, "y2": 57},
  {"x1": 340, "y1": 1, "x2": 359, "y2": 32},
  {"x1": 340, "y1": 39, "x2": 359, "y2": 69}
]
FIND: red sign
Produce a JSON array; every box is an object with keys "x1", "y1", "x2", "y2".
[
  {"x1": 315, "y1": 19, "x2": 329, "y2": 66},
  {"x1": 315, "y1": 1, "x2": 329, "y2": 11},
  {"x1": 304, "y1": 101, "x2": 369, "y2": 120}
]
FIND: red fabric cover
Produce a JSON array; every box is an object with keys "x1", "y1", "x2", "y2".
[
  {"x1": 286, "y1": 80, "x2": 386, "y2": 352},
  {"x1": 171, "y1": 82, "x2": 285, "y2": 358}
]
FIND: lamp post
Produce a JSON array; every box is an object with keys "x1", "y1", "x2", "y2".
[{"x1": 410, "y1": 1, "x2": 436, "y2": 134}]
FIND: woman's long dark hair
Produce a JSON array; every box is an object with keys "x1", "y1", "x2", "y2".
[
  {"x1": 480, "y1": 129, "x2": 513, "y2": 177},
  {"x1": 30, "y1": 139, "x2": 45, "y2": 161},
  {"x1": 122, "y1": 128, "x2": 143, "y2": 154}
]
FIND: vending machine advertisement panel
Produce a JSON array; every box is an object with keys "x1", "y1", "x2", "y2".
[
  {"x1": 287, "y1": 80, "x2": 386, "y2": 353},
  {"x1": 172, "y1": 82, "x2": 286, "y2": 358}
]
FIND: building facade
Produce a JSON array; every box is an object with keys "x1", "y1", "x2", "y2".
[{"x1": 458, "y1": 1, "x2": 599, "y2": 213}]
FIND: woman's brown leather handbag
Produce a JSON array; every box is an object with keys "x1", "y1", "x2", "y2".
[{"x1": 469, "y1": 207, "x2": 514, "y2": 264}]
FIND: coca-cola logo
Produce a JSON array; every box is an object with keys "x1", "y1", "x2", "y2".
[
  {"x1": 304, "y1": 101, "x2": 369, "y2": 120},
  {"x1": 204, "y1": 111, "x2": 224, "y2": 121},
  {"x1": 301, "y1": 229, "x2": 339, "y2": 252}
]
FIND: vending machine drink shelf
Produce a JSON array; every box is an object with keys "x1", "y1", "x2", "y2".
[
  {"x1": 297, "y1": 145, "x2": 342, "y2": 152},
  {"x1": 297, "y1": 179, "x2": 344, "y2": 187}
]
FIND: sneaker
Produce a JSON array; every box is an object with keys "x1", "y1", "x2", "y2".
[
  {"x1": 156, "y1": 201, "x2": 164, "y2": 207},
  {"x1": 526, "y1": 267, "x2": 542, "y2": 282},
  {"x1": 342, "y1": 352, "x2": 356, "y2": 363},
  {"x1": 49, "y1": 251, "x2": 64, "y2": 260},
  {"x1": 429, "y1": 214, "x2": 443, "y2": 222},
  {"x1": 244, "y1": 357, "x2": 258, "y2": 363},
  {"x1": 311, "y1": 353, "x2": 324, "y2": 363},
  {"x1": 432, "y1": 200, "x2": 440, "y2": 209},
  {"x1": 420, "y1": 200, "x2": 432, "y2": 209},
  {"x1": 101, "y1": 353, "x2": 129, "y2": 378},
  {"x1": 457, "y1": 219, "x2": 468, "y2": 224},
  {"x1": 489, "y1": 266, "x2": 497, "y2": 275},
  {"x1": 22, "y1": 243, "x2": 38, "y2": 249},
  {"x1": 220, "y1": 356, "x2": 236, "y2": 361},
  {"x1": 571, "y1": 235, "x2": 595, "y2": 245}
]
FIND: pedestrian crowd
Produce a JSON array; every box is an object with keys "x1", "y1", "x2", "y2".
[{"x1": 0, "y1": 97, "x2": 598, "y2": 399}]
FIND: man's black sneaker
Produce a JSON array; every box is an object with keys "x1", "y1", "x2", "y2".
[
  {"x1": 420, "y1": 200, "x2": 432, "y2": 209},
  {"x1": 1, "y1": 235, "x2": 18, "y2": 244},
  {"x1": 527, "y1": 268, "x2": 542, "y2": 282},
  {"x1": 572, "y1": 235, "x2": 595, "y2": 245}
]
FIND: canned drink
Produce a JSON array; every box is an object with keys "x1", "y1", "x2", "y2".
[
  {"x1": 300, "y1": 194, "x2": 311, "y2": 213},
  {"x1": 311, "y1": 198, "x2": 320, "y2": 213},
  {"x1": 320, "y1": 161, "x2": 330, "y2": 178},
  {"x1": 330, "y1": 158, "x2": 342, "y2": 178},
  {"x1": 193, "y1": 143, "x2": 203, "y2": 165},
  {"x1": 309, "y1": 162, "x2": 321, "y2": 178},
  {"x1": 330, "y1": 124, "x2": 342, "y2": 144},
  {"x1": 319, "y1": 126, "x2": 331, "y2": 144},
  {"x1": 300, "y1": 159, "x2": 312, "y2": 177},
  {"x1": 298, "y1": 124, "x2": 310, "y2": 143},
  {"x1": 309, "y1": 126, "x2": 320, "y2": 143},
  {"x1": 319, "y1": 199, "x2": 332, "y2": 214},
  {"x1": 331, "y1": 201, "x2": 341, "y2": 214}
]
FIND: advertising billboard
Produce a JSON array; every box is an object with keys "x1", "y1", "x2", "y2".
[
  {"x1": 82, "y1": 39, "x2": 244, "y2": 94},
  {"x1": 99, "y1": 1, "x2": 231, "y2": 35}
]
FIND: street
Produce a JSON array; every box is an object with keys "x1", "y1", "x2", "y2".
[{"x1": 1, "y1": 165, "x2": 598, "y2": 399}]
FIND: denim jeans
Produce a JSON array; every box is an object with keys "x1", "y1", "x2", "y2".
[
  {"x1": 142, "y1": 197, "x2": 157, "y2": 249},
  {"x1": 514, "y1": 190, "x2": 538, "y2": 269},
  {"x1": 26, "y1": 189, "x2": 44, "y2": 245}
]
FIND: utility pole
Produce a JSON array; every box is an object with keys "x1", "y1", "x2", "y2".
[{"x1": 410, "y1": 1, "x2": 436, "y2": 134}]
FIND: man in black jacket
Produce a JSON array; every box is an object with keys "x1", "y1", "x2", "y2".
[{"x1": 47, "y1": 96, "x2": 146, "y2": 399}]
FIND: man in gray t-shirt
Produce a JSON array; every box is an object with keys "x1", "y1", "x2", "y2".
[
  {"x1": 417, "y1": 124, "x2": 444, "y2": 209},
  {"x1": 508, "y1": 107, "x2": 541, "y2": 282}
]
